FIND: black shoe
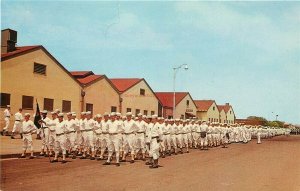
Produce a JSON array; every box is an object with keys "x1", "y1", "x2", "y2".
[
  {"x1": 39, "y1": 153, "x2": 44, "y2": 156},
  {"x1": 29, "y1": 156, "x2": 34, "y2": 159},
  {"x1": 175, "y1": 152, "x2": 177, "y2": 155},
  {"x1": 103, "y1": 162, "x2": 111, "y2": 165},
  {"x1": 187, "y1": 150, "x2": 189, "y2": 153},
  {"x1": 142, "y1": 158, "x2": 146, "y2": 161},
  {"x1": 62, "y1": 160, "x2": 67, "y2": 164},
  {"x1": 149, "y1": 165, "x2": 158, "y2": 169},
  {"x1": 44, "y1": 154, "x2": 48, "y2": 157},
  {"x1": 72, "y1": 155, "x2": 76, "y2": 159},
  {"x1": 80, "y1": 156, "x2": 86, "y2": 159},
  {"x1": 11, "y1": 136, "x2": 15, "y2": 139},
  {"x1": 145, "y1": 161, "x2": 152, "y2": 165},
  {"x1": 120, "y1": 159, "x2": 126, "y2": 162},
  {"x1": 19, "y1": 155, "x2": 26, "y2": 158},
  {"x1": 51, "y1": 159, "x2": 58, "y2": 163},
  {"x1": 116, "y1": 163, "x2": 120, "y2": 167},
  {"x1": 90, "y1": 157, "x2": 95, "y2": 160},
  {"x1": 130, "y1": 160, "x2": 134, "y2": 163},
  {"x1": 97, "y1": 157, "x2": 103, "y2": 161}
]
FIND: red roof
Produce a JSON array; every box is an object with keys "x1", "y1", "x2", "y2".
[
  {"x1": 1, "y1": 46, "x2": 41, "y2": 60},
  {"x1": 77, "y1": 75, "x2": 104, "y2": 85},
  {"x1": 110, "y1": 78, "x2": 143, "y2": 93},
  {"x1": 70, "y1": 71, "x2": 94, "y2": 78},
  {"x1": 217, "y1": 104, "x2": 232, "y2": 113},
  {"x1": 155, "y1": 92, "x2": 189, "y2": 108},
  {"x1": 194, "y1": 100, "x2": 215, "y2": 111}
]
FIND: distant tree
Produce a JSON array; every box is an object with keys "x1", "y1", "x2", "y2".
[{"x1": 247, "y1": 116, "x2": 268, "y2": 126}]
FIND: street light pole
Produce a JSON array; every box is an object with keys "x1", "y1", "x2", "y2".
[{"x1": 173, "y1": 64, "x2": 188, "y2": 119}]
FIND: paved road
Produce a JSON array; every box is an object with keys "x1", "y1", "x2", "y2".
[{"x1": 1, "y1": 136, "x2": 300, "y2": 191}]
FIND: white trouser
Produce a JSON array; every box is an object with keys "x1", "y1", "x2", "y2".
[
  {"x1": 107, "y1": 134, "x2": 120, "y2": 162},
  {"x1": 41, "y1": 128, "x2": 50, "y2": 151},
  {"x1": 22, "y1": 133, "x2": 33, "y2": 151},
  {"x1": 66, "y1": 132, "x2": 76, "y2": 151},
  {"x1": 135, "y1": 133, "x2": 146, "y2": 154},
  {"x1": 55, "y1": 134, "x2": 66, "y2": 155},
  {"x1": 257, "y1": 133, "x2": 261, "y2": 144},
  {"x1": 162, "y1": 134, "x2": 171, "y2": 151},
  {"x1": 176, "y1": 134, "x2": 183, "y2": 148},
  {"x1": 3, "y1": 117, "x2": 10, "y2": 131},
  {"x1": 187, "y1": 133, "x2": 193, "y2": 146},
  {"x1": 170, "y1": 135, "x2": 177, "y2": 149},
  {"x1": 182, "y1": 133, "x2": 189, "y2": 147},
  {"x1": 123, "y1": 134, "x2": 136, "y2": 155},
  {"x1": 193, "y1": 132, "x2": 200, "y2": 147},
  {"x1": 12, "y1": 121, "x2": 22, "y2": 133},
  {"x1": 150, "y1": 138, "x2": 160, "y2": 160},
  {"x1": 49, "y1": 130, "x2": 56, "y2": 150},
  {"x1": 100, "y1": 134, "x2": 109, "y2": 156},
  {"x1": 75, "y1": 131, "x2": 83, "y2": 149},
  {"x1": 200, "y1": 133, "x2": 208, "y2": 147},
  {"x1": 84, "y1": 131, "x2": 94, "y2": 152},
  {"x1": 94, "y1": 133, "x2": 102, "y2": 151}
]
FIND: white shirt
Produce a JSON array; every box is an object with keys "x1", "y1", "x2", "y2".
[
  {"x1": 49, "y1": 118, "x2": 58, "y2": 131},
  {"x1": 55, "y1": 120, "x2": 67, "y2": 134},
  {"x1": 107, "y1": 120, "x2": 122, "y2": 134},
  {"x1": 101, "y1": 120, "x2": 110, "y2": 133},
  {"x1": 200, "y1": 124, "x2": 208, "y2": 133},
  {"x1": 14, "y1": 112, "x2": 23, "y2": 121},
  {"x1": 42, "y1": 116, "x2": 51, "y2": 128},
  {"x1": 169, "y1": 124, "x2": 177, "y2": 135},
  {"x1": 22, "y1": 120, "x2": 36, "y2": 134},
  {"x1": 136, "y1": 120, "x2": 147, "y2": 133},
  {"x1": 65, "y1": 119, "x2": 76, "y2": 132},
  {"x1": 79, "y1": 118, "x2": 86, "y2": 131},
  {"x1": 122, "y1": 120, "x2": 138, "y2": 134},
  {"x1": 94, "y1": 121, "x2": 102, "y2": 134},
  {"x1": 85, "y1": 118, "x2": 95, "y2": 130},
  {"x1": 4, "y1": 109, "x2": 10, "y2": 118},
  {"x1": 161, "y1": 123, "x2": 170, "y2": 134},
  {"x1": 148, "y1": 122, "x2": 163, "y2": 138}
]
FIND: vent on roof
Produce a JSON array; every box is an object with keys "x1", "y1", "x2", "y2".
[{"x1": 34, "y1": 63, "x2": 46, "y2": 75}]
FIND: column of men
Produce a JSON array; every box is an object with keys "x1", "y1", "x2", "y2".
[{"x1": 1, "y1": 105, "x2": 291, "y2": 168}]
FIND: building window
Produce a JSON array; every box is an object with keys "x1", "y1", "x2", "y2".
[
  {"x1": 140, "y1": 89, "x2": 145, "y2": 96},
  {"x1": 135, "y1": 109, "x2": 140, "y2": 116},
  {"x1": 62, "y1": 100, "x2": 71, "y2": 112},
  {"x1": 86, "y1": 103, "x2": 93, "y2": 115},
  {"x1": 143, "y1": 110, "x2": 148, "y2": 116},
  {"x1": 213, "y1": 106, "x2": 215, "y2": 111},
  {"x1": 0, "y1": 93, "x2": 10, "y2": 108},
  {"x1": 208, "y1": 118, "x2": 211, "y2": 122},
  {"x1": 127, "y1": 108, "x2": 131, "y2": 112},
  {"x1": 151, "y1": 111, "x2": 155, "y2": 115},
  {"x1": 43, "y1": 98, "x2": 54, "y2": 111},
  {"x1": 33, "y1": 63, "x2": 46, "y2": 75},
  {"x1": 111, "y1": 106, "x2": 117, "y2": 112},
  {"x1": 186, "y1": 100, "x2": 189, "y2": 106},
  {"x1": 181, "y1": 115, "x2": 184, "y2": 119},
  {"x1": 230, "y1": 111, "x2": 232, "y2": 114},
  {"x1": 22, "y1": 95, "x2": 34, "y2": 110}
]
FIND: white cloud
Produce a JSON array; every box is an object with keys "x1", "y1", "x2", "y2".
[{"x1": 174, "y1": 2, "x2": 300, "y2": 53}]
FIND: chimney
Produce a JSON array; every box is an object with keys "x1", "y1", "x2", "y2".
[
  {"x1": 1, "y1": 29, "x2": 17, "y2": 54},
  {"x1": 226, "y1": 103, "x2": 230, "y2": 106}
]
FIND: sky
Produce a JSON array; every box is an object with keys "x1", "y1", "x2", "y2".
[{"x1": 1, "y1": 1, "x2": 300, "y2": 124}]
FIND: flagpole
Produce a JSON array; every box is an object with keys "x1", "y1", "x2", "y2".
[{"x1": 36, "y1": 99, "x2": 51, "y2": 162}]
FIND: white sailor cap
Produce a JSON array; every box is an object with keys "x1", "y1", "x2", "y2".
[
  {"x1": 126, "y1": 112, "x2": 132, "y2": 116},
  {"x1": 66, "y1": 112, "x2": 72, "y2": 115},
  {"x1": 51, "y1": 111, "x2": 56, "y2": 115},
  {"x1": 81, "y1": 112, "x2": 86, "y2": 115},
  {"x1": 54, "y1": 109, "x2": 60, "y2": 113},
  {"x1": 142, "y1": 115, "x2": 146, "y2": 119},
  {"x1": 110, "y1": 112, "x2": 116, "y2": 116},
  {"x1": 135, "y1": 117, "x2": 138, "y2": 120},
  {"x1": 137, "y1": 113, "x2": 142, "y2": 117},
  {"x1": 158, "y1": 117, "x2": 162, "y2": 120},
  {"x1": 24, "y1": 113, "x2": 30, "y2": 117},
  {"x1": 41, "y1": 110, "x2": 48, "y2": 114},
  {"x1": 95, "y1": 114, "x2": 102, "y2": 118},
  {"x1": 152, "y1": 114, "x2": 158, "y2": 119},
  {"x1": 116, "y1": 112, "x2": 121, "y2": 117},
  {"x1": 7, "y1": 105, "x2": 10, "y2": 108},
  {"x1": 71, "y1": 112, "x2": 76, "y2": 114},
  {"x1": 86, "y1": 111, "x2": 91, "y2": 115},
  {"x1": 103, "y1": 112, "x2": 109, "y2": 116},
  {"x1": 175, "y1": 118, "x2": 180, "y2": 122},
  {"x1": 58, "y1": 113, "x2": 64, "y2": 117},
  {"x1": 72, "y1": 113, "x2": 77, "y2": 117}
]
